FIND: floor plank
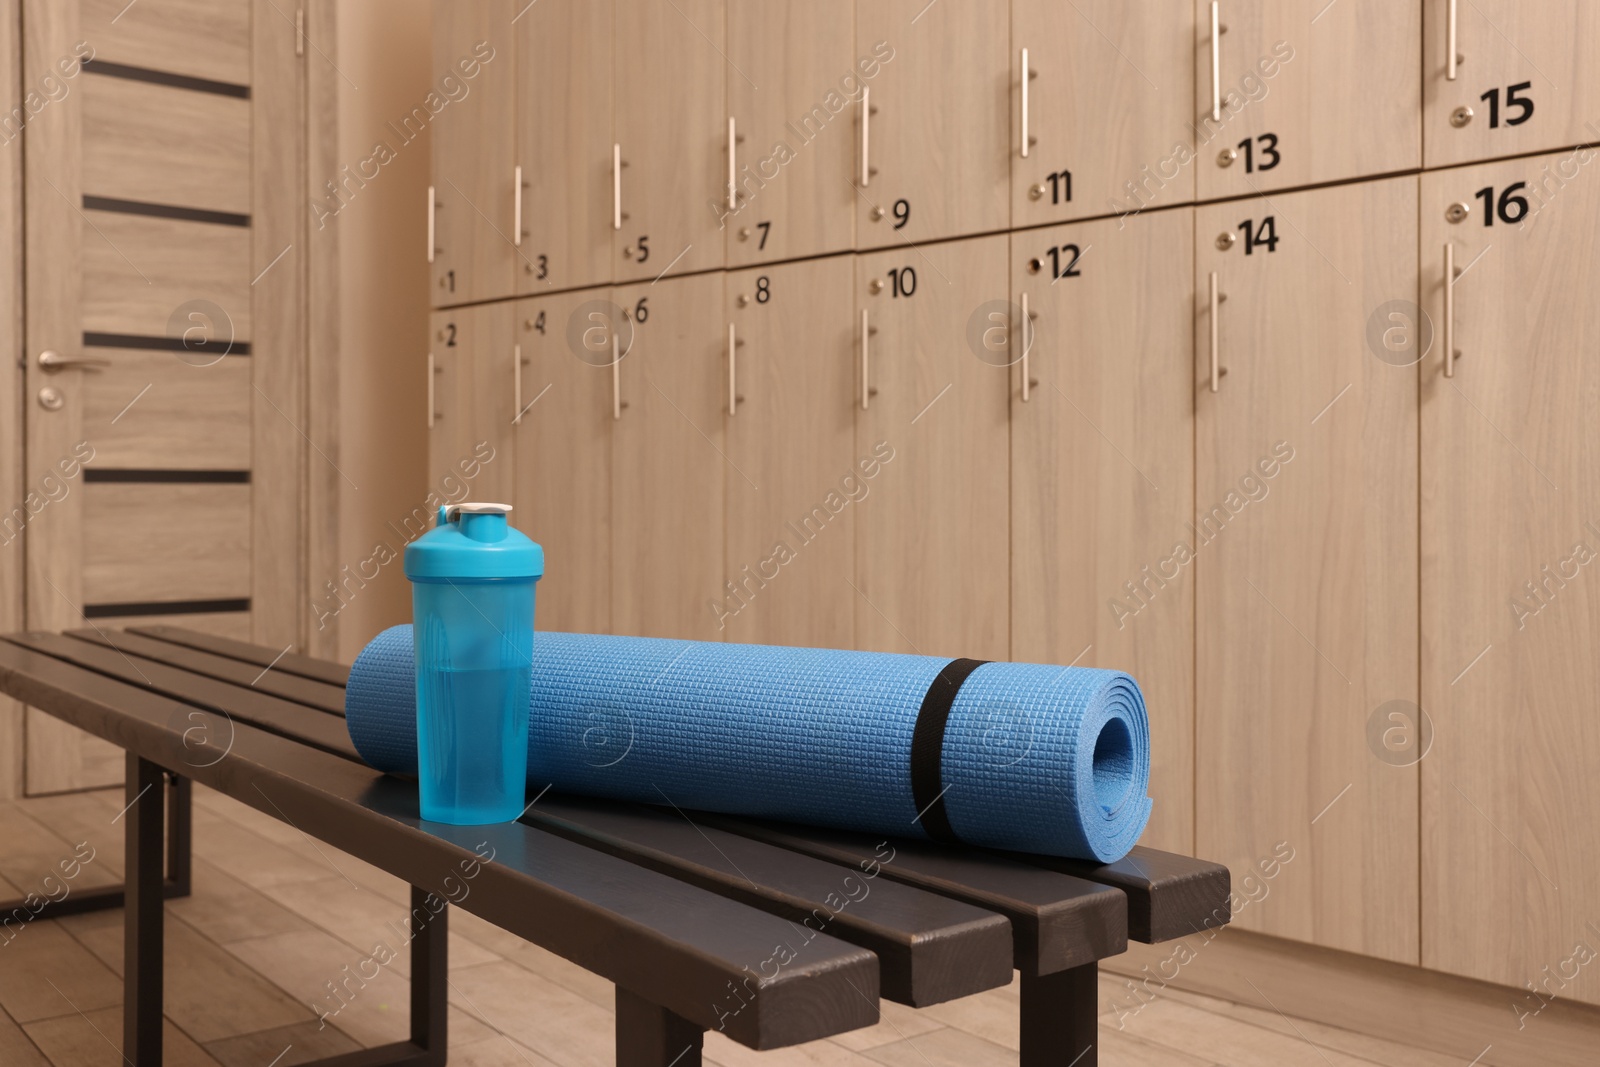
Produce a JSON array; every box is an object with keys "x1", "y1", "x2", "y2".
[
  {"x1": 447, "y1": 960, "x2": 617, "y2": 1067},
  {"x1": 66, "y1": 911, "x2": 313, "y2": 1043},
  {"x1": 0, "y1": 920, "x2": 124, "y2": 1023},
  {"x1": 0, "y1": 1008, "x2": 50, "y2": 1067},
  {"x1": 166, "y1": 858, "x2": 316, "y2": 944},
  {"x1": 23, "y1": 1004, "x2": 221, "y2": 1067},
  {"x1": 203, "y1": 1019, "x2": 362, "y2": 1067},
  {"x1": 1115, "y1": 994, "x2": 1389, "y2": 1067}
]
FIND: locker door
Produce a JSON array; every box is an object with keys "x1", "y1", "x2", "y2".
[
  {"x1": 513, "y1": 289, "x2": 614, "y2": 635},
  {"x1": 1421, "y1": 155, "x2": 1600, "y2": 1004},
  {"x1": 1194, "y1": 0, "x2": 1419, "y2": 200},
  {"x1": 613, "y1": 0, "x2": 726, "y2": 283},
  {"x1": 427, "y1": 304, "x2": 517, "y2": 507},
  {"x1": 515, "y1": 0, "x2": 613, "y2": 294},
  {"x1": 431, "y1": 0, "x2": 518, "y2": 306},
  {"x1": 855, "y1": 236, "x2": 1010, "y2": 661},
  {"x1": 722, "y1": 256, "x2": 856, "y2": 648},
  {"x1": 1195, "y1": 177, "x2": 1418, "y2": 962},
  {"x1": 855, "y1": 2, "x2": 1009, "y2": 249},
  {"x1": 611, "y1": 273, "x2": 725, "y2": 639},
  {"x1": 725, "y1": 0, "x2": 855, "y2": 267},
  {"x1": 1424, "y1": 1, "x2": 1600, "y2": 168},
  {"x1": 1012, "y1": 0, "x2": 1195, "y2": 226},
  {"x1": 1011, "y1": 211, "x2": 1195, "y2": 855}
]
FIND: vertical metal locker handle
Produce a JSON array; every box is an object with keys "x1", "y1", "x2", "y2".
[
  {"x1": 612, "y1": 143, "x2": 622, "y2": 230},
  {"x1": 427, "y1": 352, "x2": 436, "y2": 428},
  {"x1": 860, "y1": 308, "x2": 870, "y2": 410},
  {"x1": 1209, "y1": 272, "x2": 1221, "y2": 392},
  {"x1": 612, "y1": 332, "x2": 622, "y2": 419},
  {"x1": 1020, "y1": 291, "x2": 1032, "y2": 402},
  {"x1": 1210, "y1": 2, "x2": 1223, "y2": 122},
  {"x1": 1020, "y1": 47, "x2": 1030, "y2": 159},
  {"x1": 1444, "y1": 243, "x2": 1456, "y2": 378},
  {"x1": 727, "y1": 323, "x2": 737, "y2": 415},
  {"x1": 513, "y1": 165, "x2": 523, "y2": 246},
  {"x1": 1447, "y1": 0, "x2": 1459, "y2": 80},
  {"x1": 728, "y1": 118, "x2": 738, "y2": 211},
  {"x1": 860, "y1": 86, "x2": 871, "y2": 187},
  {"x1": 427, "y1": 184, "x2": 436, "y2": 263},
  {"x1": 513, "y1": 342, "x2": 523, "y2": 424}
]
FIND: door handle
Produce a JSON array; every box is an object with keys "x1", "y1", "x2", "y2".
[
  {"x1": 1020, "y1": 292, "x2": 1037, "y2": 401},
  {"x1": 513, "y1": 165, "x2": 523, "y2": 247},
  {"x1": 612, "y1": 143, "x2": 623, "y2": 230},
  {"x1": 1020, "y1": 47, "x2": 1034, "y2": 159},
  {"x1": 37, "y1": 350, "x2": 109, "y2": 372},
  {"x1": 513, "y1": 342, "x2": 523, "y2": 424},
  {"x1": 427, "y1": 352, "x2": 438, "y2": 428},
  {"x1": 612, "y1": 333, "x2": 623, "y2": 420},
  {"x1": 1208, "y1": 272, "x2": 1228, "y2": 392},
  {"x1": 860, "y1": 309, "x2": 870, "y2": 410},
  {"x1": 1210, "y1": 1, "x2": 1224, "y2": 122},
  {"x1": 727, "y1": 323, "x2": 747, "y2": 415},
  {"x1": 1447, "y1": 0, "x2": 1459, "y2": 81},
  {"x1": 727, "y1": 118, "x2": 738, "y2": 212},
  {"x1": 860, "y1": 87, "x2": 872, "y2": 187},
  {"x1": 1444, "y1": 243, "x2": 1457, "y2": 377},
  {"x1": 427, "y1": 184, "x2": 436, "y2": 263}
]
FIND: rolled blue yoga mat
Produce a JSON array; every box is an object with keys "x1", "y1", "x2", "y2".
[{"x1": 345, "y1": 626, "x2": 1153, "y2": 861}]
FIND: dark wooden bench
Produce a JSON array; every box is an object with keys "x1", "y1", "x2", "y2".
[{"x1": 0, "y1": 626, "x2": 1231, "y2": 1067}]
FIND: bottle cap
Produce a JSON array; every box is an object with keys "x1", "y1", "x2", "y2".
[{"x1": 404, "y1": 502, "x2": 544, "y2": 580}]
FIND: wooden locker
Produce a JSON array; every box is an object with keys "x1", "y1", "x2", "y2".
[
  {"x1": 515, "y1": 0, "x2": 614, "y2": 294},
  {"x1": 613, "y1": 0, "x2": 726, "y2": 283},
  {"x1": 722, "y1": 256, "x2": 857, "y2": 648},
  {"x1": 1195, "y1": 176, "x2": 1418, "y2": 962},
  {"x1": 855, "y1": 1, "x2": 1010, "y2": 249},
  {"x1": 1011, "y1": 210, "x2": 1196, "y2": 855},
  {"x1": 1012, "y1": 0, "x2": 1196, "y2": 226},
  {"x1": 1194, "y1": 0, "x2": 1419, "y2": 199},
  {"x1": 1424, "y1": 1, "x2": 1600, "y2": 168},
  {"x1": 854, "y1": 236, "x2": 1010, "y2": 661},
  {"x1": 611, "y1": 272, "x2": 726, "y2": 639},
  {"x1": 431, "y1": 0, "x2": 518, "y2": 306},
  {"x1": 724, "y1": 0, "x2": 856, "y2": 268},
  {"x1": 1421, "y1": 155, "x2": 1600, "y2": 1004},
  {"x1": 427, "y1": 304, "x2": 517, "y2": 507},
  {"x1": 513, "y1": 289, "x2": 614, "y2": 635}
]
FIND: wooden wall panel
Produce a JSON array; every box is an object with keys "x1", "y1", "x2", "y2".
[{"x1": 0, "y1": 0, "x2": 22, "y2": 800}]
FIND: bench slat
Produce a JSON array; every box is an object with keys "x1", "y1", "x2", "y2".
[
  {"x1": 526, "y1": 795, "x2": 1014, "y2": 1007},
  {"x1": 0, "y1": 635, "x2": 880, "y2": 1050},
  {"x1": 701, "y1": 816, "x2": 1128, "y2": 975},
  {"x1": 1020, "y1": 848, "x2": 1232, "y2": 944},
  {"x1": 9, "y1": 632, "x2": 359, "y2": 761},
  {"x1": 71, "y1": 627, "x2": 347, "y2": 715},
  {"x1": 127, "y1": 624, "x2": 352, "y2": 687}
]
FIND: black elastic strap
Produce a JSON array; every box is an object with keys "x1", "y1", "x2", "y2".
[{"x1": 909, "y1": 657, "x2": 989, "y2": 844}]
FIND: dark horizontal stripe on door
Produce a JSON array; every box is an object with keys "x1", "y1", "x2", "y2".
[
  {"x1": 83, "y1": 469, "x2": 250, "y2": 484},
  {"x1": 81, "y1": 58, "x2": 250, "y2": 99},
  {"x1": 83, "y1": 332, "x2": 251, "y2": 356},
  {"x1": 83, "y1": 598, "x2": 251, "y2": 620},
  {"x1": 84, "y1": 195, "x2": 251, "y2": 228}
]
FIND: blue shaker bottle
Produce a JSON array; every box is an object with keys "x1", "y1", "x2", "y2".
[{"x1": 404, "y1": 502, "x2": 543, "y2": 824}]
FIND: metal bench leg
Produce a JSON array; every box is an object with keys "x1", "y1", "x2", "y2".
[
  {"x1": 0, "y1": 768, "x2": 193, "y2": 928},
  {"x1": 125, "y1": 754, "x2": 167, "y2": 1066},
  {"x1": 616, "y1": 987, "x2": 704, "y2": 1067},
  {"x1": 1020, "y1": 962, "x2": 1098, "y2": 1067}
]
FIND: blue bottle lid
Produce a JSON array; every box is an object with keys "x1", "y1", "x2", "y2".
[{"x1": 404, "y1": 503, "x2": 544, "y2": 581}]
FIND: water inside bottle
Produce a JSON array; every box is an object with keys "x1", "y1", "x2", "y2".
[{"x1": 417, "y1": 664, "x2": 532, "y2": 823}]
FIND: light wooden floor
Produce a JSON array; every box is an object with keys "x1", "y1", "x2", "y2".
[{"x1": 0, "y1": 786, "x2": 1457, "y2": 1067}]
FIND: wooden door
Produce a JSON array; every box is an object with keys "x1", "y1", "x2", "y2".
[
  {"x1": 1011, "y1": 211, "x2": 1195, "y2": 855},
  {"x1": 724, "y1": 0, "x2": 855, "y2": 268},
  {"x1": 1421, "y1": 156, "x2": 1600, "y2": 1003},
  {"x1": 431, "y1": 0, "x2": 517, "y2": 306},
  {"x1": 1012, "y1": 0, "x2": 1195, "y2": 226},
  {"x1": 611, "y1": 273, "x2": 725, "y2": 640},
  {"x1": 512, "y1": 289, "x2": 614, "y2": 635},
  {"x1": 427, "y1": 304, "x2": 517, "y2": 509},
  {"x1": 22, "y1": 0, "x2": 304, "y2": 792},
  {"x1": 722, "y1": 256, "x2": 856, "y2": 648},
  {"x1": 1194, "y1": 0, "x2": 1419, "y2": 200},
  {"x1": 855, "y1": 1, "x2": 1009, "y2": 249},
  {"x1": 613, "y1": 0, "x2": 726, "y2": 283},
  {"x1": 854, "y1": 236, "x2": 1009, "y2": 661},
  {"x1": 515, "y1": 0, "x2": 613, "y2": 295},
  {"x1": 1424, "y1": 1, "x2": 1600, "y2": 168},
  {"x1": 1195, "y1": 177, "x2": 1418, "y2": 961}
]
